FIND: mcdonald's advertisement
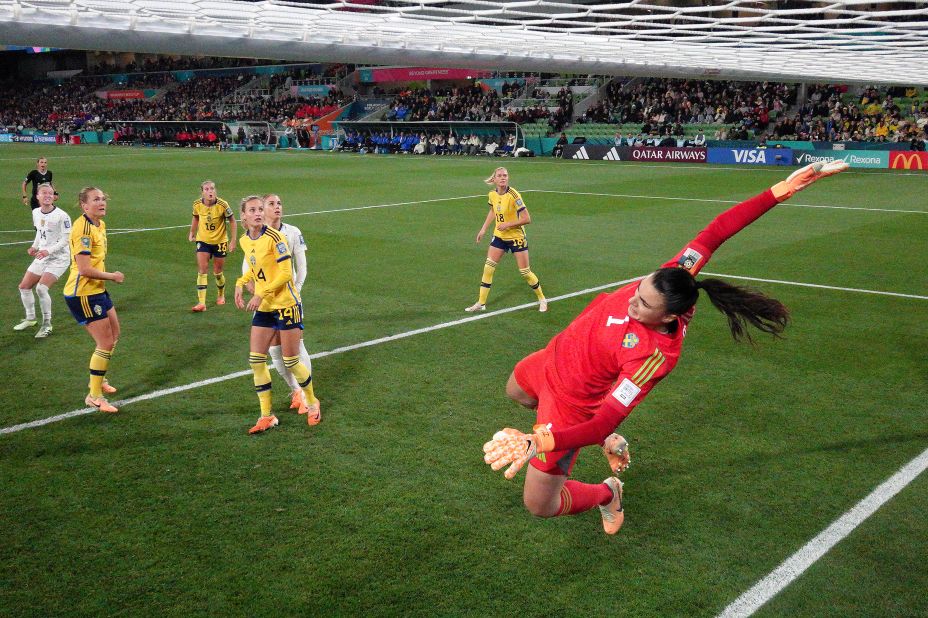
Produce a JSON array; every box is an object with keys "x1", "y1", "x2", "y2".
[{"x1": 889, "y1": 151, "x2": 928, "y2": 171}]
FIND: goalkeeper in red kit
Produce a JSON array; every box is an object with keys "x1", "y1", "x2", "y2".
[{"x1": 483, "y1": 161, "x2": 849, "y2": 534}]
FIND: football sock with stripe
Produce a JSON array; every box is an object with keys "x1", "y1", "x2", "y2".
[
  {"x1": 88, "y1": 348, "x2": 113, "y2": 398},
  {"x1": 214, "y1": 272, "x2": 226, "y2": 299},
  {"x1": 36, "y1": 284, "x2": 52, "y2": 324},
  {"x1": 556, "y1": 480, "x2": 614, "y2": 516},
  {"x1": 283, "y1": 355, "x2": 317, "y2": 404},
  {"x1": 249, "y1": 352, "x2": 273, "y2": 416},
  {"x1": 268, "y1": 345, "x2": 299, "y2": 392},
  {"x1": 478, "y1": 258, "x2": 497, "y2": 305},
  {"x1": 196, "y1": 273, "x2": 208, "y2": 304},
  {"x1": 19, "y1": 288, "x2": 36, "y2": 321},
  {"x1": 519, "y1": 268, "x2": 545, "y2": 301}
]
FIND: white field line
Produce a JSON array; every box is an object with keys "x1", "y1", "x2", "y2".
[
  {"x1": 703, "y1": 272, "x2": 928, "y2": 300},
  {"x1": 0, "y1": 195, "x2": 484, "y2": 245},
  {"x1": 0, "y1": 150, "x2": 173, "y2": 162},
  {"x1": 0, "y1": 276, "x2": 644, "y2": 435},
  {"x1": 2, "y1": 186, "x2": 920, "y2": 242},
  {"x1": 530, "y1": 189, "x2": 928, "y2": 215},
  {"x1": 718, "y1": 445, "x2": 928, "y2": 617}
]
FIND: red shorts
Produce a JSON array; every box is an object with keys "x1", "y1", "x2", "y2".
[{"x1": 513, "y1": 349, "x2": 580, "y2": 477}]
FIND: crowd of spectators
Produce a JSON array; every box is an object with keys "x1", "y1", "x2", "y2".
[
  {"x1": 385, "y1": 85, "x2": 504, "y2": 122},
  {"x1": 334, "y1": 130, "x2": 520, "y2": 156},
  {"x1": 583, "y1": 78, "x2": 796, "y2": 139}
]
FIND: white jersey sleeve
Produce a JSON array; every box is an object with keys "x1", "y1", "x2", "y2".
[{"x1": 281, "y1": 222, "x2": 307, "y2": 291}]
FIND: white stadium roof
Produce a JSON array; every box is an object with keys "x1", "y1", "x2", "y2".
[{"x1": 1, "y1": 0, "x2": 928, "y2": 85}]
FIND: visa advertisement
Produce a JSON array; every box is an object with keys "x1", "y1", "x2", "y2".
[
  {"x1": 793, "y1": 150, "x2": 890, "y2": 169},
  {"x1": 708, "y1": 148, "x2": 793, "y2": 166}
]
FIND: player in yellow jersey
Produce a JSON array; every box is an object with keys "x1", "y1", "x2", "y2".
[
  {"x1": 234, "y1": 196, "x2": 320, "y2": 434},
  {"x1": 188, "y1": 180, "x2": 236, "y2": 312},
  {"x1": 62, "y1": 187, "x2": 125, "y2": 414},
  {"x1": 466, "y1": 167, "x2": 547, "y2": 313}
]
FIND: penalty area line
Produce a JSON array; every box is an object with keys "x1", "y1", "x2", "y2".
[
  {"x1": 0, "y1": 276, "x2": 645, "y2": 436},
  {"x1": 717, "y1": 445, "x2": 928, "y2": 617}
]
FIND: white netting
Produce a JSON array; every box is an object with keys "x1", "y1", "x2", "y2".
[{"x1": 1, "y1": 0, "x2": 928, "y2": 84}]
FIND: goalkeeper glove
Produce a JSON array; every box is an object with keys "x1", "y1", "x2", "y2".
[
  {"x1": 771, "y1": 160, "x2": 849, "y2": 201},
  {"x1": 482, "y1": 425, "x2": 555, "y2": 480}
]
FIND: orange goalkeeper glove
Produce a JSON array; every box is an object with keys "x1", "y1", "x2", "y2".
[
  {"x1": 771, "y1": 160, "x2": 849, "y2": 202},
  {"x1": 483, "y1": 425, "x2": 555, "y2": 480}
]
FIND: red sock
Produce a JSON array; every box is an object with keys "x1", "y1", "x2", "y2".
[{"x1": 556, "y1": 480, "x2": 614, "y2": 516}]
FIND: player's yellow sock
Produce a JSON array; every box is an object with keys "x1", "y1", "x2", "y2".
[
  {"x1": 215, "y1": 272, "x2": 226, "y2": 299},
  {"x1": 283, "y1": 355, "x2": 317, "y2": 403},
  {"x1": 249, "y1": 352, "x2": 273, "y2": 416},
  {"x1": 88, "y1": 348, "x2": 112, "y2": 398},
  {"x1": 520, "y1": 267, "x2": 545, "y2": 300},
  {"x1": 196, "y1": 273, "x2": 208, "y2": 304},
  {"x1": 478, "y1": 258, "x2": 497, "y2": 305}
]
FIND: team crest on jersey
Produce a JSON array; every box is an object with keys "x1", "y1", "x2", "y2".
[
  {"x1": 93, "y1": 304, "x2": 102, "y2": 316},
  {"x1": 81, "y1": 236, "x2": 91, "y2": 248},
  {"x1": 249, "y1": 255, "x2": 257, "y2": 266},
  {"x1": 677, "y1": 247, "x2": 704, "y2": 272},
  {"x1": 622, "y1": 333, "x2": 639, "y2": 349},
  {"x1": 276, "y1": 242, "x2": 287, "y2": 255}
]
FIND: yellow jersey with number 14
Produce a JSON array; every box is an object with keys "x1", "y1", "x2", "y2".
[
  {"x1": 193, "y1": 197, "x2": 233, "y2": 245},
  {"x1": 489, "y1": 187, "x2": 527, "y2": 242},
  {"x1": 63, "y1": 214, "x2": 107, "y2": 297},
  {"x1": 236, "y1": 226, "x2": 301, "y2": 311}
]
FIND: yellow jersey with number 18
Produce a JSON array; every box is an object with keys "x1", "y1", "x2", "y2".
[
  {"x1": 489, "y1": 187, "x2": 526, "y2": 242},
  {"x1": 236, "y1": 226, "x2": 301, "y2": 311},
  {"x1": 63, "y1": 214, "x2": 107, "y2": 297},
  {"x1": 193, "y1": 197, "x2": 233, "y2": 245}
]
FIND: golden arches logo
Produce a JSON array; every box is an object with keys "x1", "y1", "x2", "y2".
[{"x1": 890, "y1": 153, "x2": 926, "y2": 170}]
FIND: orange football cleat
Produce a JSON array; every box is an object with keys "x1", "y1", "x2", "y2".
[
  {"x1": 215, "y1": 296, "x2": 226, "y2": 306},
  {"x1": 101, "y1": 380, "x2": 117, "y2": 395},
  {"x1": 290, "y1": 390, "x2": 304, "y2": 411},
  {"x1": 599, "y1": 477, "x2": 624, "y2": 535},
  {"x1": 85, "y1": 394, "x2": 118, "y2": 414},
  {"x1": 305, "y1": 400, "x2": 321, "y2": 426},
  {"x1": 249, "y1": 415, "x2": 279, "y2": 434},
  {"x1": 191, "y1": 303, "x2": 207, "y2": 312}
]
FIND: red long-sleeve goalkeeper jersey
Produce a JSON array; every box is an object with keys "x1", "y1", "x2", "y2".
[{"x1": 543, "y1": 188, "x2": 781, "y2": 451}]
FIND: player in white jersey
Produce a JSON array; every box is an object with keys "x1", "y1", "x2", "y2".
[
  {"x1": 13, "y1": 184, "x2": 72, "y2": 338},
  {"x1": 242, "y1": 194, "x2": 316, "y2": 419}
]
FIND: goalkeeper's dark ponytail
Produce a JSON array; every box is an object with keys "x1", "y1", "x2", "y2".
[{"x1": 652, "y1": 267, "x2": 790, "y2": 343}]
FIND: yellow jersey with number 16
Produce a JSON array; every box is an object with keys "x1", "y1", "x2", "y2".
[
  {"x1": 236, "y1": 226, "x2": 301, "y2": 311},
  {"x1": 193, "y1": 197, "x2": 233, "y2": 245}
]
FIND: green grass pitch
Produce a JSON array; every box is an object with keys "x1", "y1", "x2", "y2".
[{"x1": 0, "y1": 144, "x2": 926, "y2": 616}]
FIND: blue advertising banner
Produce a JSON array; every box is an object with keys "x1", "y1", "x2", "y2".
[
  {"x1": 0, "y1": 133, "x2": 12, "y2": 143},
  {"x1": 792, "y1": 149, "x2": 889, "y2": 169},
  {"x1": 12, "y1": 135, "x2": 34, "y2": 143},
  {"x1": 33, "y1": 135, "x2": 57, "y2": 144},
  {"x1": 707, "y1": 148, "x2": 793, "y2": 165},
  {"x1": 293, "y1": 85, "x2": 334, "y2": 97}
]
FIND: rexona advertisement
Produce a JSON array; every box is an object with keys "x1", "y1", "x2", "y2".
[
  {"x1": 707, "y1": 148, "x2": 793, "y2": 166},
  {"x1": 792, "y1": 150, "x2": 889, "y2": 169}
]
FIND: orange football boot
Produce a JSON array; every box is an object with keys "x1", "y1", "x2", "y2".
[
  {"x1": 249, "y1": 415, "x2": 279, "y2": 434},
  {"x1": 101, "y1": 380, "x2": 117, "y2": 395},
  {"x1": 600, "y1": 477, "x2": 624, "y2": 535},
  {"x1": 191, "y1": 303, "x2": 207, "y2": 312},
  {"x1": 290, "y1": 390, "x2": 304, "y2": 411},
  {"x1": 305, "y1": 400, "x2": 321, "y2": 426},
  {"x1": 85, "y1": 395, "x2": 118, "y2": 414}
]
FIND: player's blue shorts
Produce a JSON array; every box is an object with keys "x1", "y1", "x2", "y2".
[
  {"x1": 196, "y1": 241, "x2": 228, "y2": 258},
  {"x1": 65, "y1": 291, "x2": 113, "y2": 325},
  {"x1": 490, "y1": 235, "x2": 528, "y2": 253},
  {"x1": 252, "y1": 303, "x2": 304, "y2": 330}
]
